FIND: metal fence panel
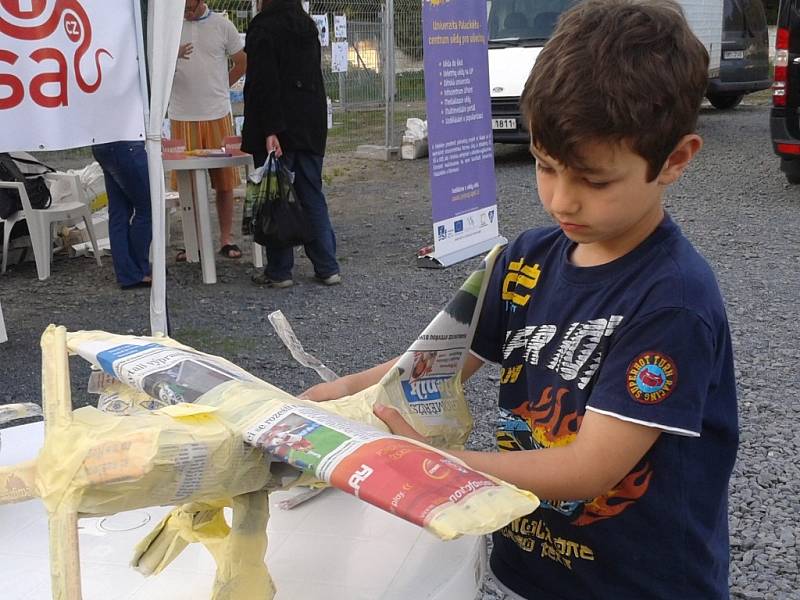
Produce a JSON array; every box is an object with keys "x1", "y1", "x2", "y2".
[{"x1": 207, "y1": 0, "x2": 426, "y2": 154}]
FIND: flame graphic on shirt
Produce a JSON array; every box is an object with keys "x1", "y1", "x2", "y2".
[
  {"x1": 503, "y1": 385, "x2": 652, "y2": 524},
  {"x1": 513, "y1": 386, "x2": 581, "y2": 447},
  {"x1": 572, "y1": 461, "x2": 652, "y2": 526}
]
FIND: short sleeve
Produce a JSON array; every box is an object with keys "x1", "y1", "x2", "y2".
[
  {"x1": 470, "y1": 249, "x2": 509, "y2": 364},
  {"x1": 224, "y1": 19, "x2": 245, "y2": 55},
  {"x1": 587, "y1": 308, "x2": 715, "y2": 437}
]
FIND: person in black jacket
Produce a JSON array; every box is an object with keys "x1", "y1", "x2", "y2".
[{"x1": 242, "y1": 0, "x2": 341, "y2": 288}]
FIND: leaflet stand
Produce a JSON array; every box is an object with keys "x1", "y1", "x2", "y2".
[{"x1": 416, "y1": 234, "x2": 507, "y2": 269}]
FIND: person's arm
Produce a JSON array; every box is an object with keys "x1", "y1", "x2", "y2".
[
  {"x1": 228, "y1": 50, "x2": 246, "y2": 86},
  {"x1": 374, "y1": 405, "x2": 660, "y2": 501},
  {"x1": 301, "y1": 353, "x2": 485, "y2": 401},
  {"x1": 300, "y1": 358, "x2": 398, "y2": 401},
  {"x1": 243, "y1": 29, "x2": 285, "y2": 145}
]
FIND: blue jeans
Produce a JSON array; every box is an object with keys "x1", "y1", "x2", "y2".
[
  {"x1": 256, "y1": 152, "x2": 339, "y2": 281},
  {"x1": 91, "y1": 141, "x2": 152, "y2": 287}
]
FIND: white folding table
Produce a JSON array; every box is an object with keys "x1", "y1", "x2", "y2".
[
  {"x1": 163, "y1": 153, "x2": 254, "y2": 284},
  {"x1": 0, "y1": 421, "x2": 486, "y2": 599}
]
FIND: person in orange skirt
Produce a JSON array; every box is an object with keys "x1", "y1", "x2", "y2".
[{"x1": 169, "y1": 0, "x2": 247, "y2": 260}]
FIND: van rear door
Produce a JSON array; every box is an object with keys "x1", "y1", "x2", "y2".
[{"x1": 770, "y1": 0, "x2": 800, "y2": 181}]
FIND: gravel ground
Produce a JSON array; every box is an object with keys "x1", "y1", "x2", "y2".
[{"x1": 1, "y1": 100, "x2": 798, "y2": 598}]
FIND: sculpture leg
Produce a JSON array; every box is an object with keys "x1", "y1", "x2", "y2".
[{"x1": 211, "y1": 490, "x2": 274, "y2": 600}]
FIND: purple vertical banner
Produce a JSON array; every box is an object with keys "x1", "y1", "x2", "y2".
[{"x1": 419, "y1": 0, "x2": 505, "y2": 268}]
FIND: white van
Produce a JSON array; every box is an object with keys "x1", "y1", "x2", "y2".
[{"x1": 487, "y1": 0, "x2": 724, "y2": 143}]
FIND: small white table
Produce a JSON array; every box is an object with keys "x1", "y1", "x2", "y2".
[{"x1": 163, "y1": 153, "x2": 254, "y2": 284}]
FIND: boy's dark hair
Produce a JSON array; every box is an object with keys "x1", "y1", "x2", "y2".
[{"x1": 521, "y1": 0, "x2": 708, "y2": 181}]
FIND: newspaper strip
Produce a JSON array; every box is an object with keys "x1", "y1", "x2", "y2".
[
  {"x1": 240, "y1": 397, "x2": 536, "y2": 536},
  {"x1": 72, "y1": 336, "x2": 261, "y2": 406},
  {"x1": 358, "y1": 245, "x2": 503, "y2": 447},
  {"x1": 268, "y1": 310, "x2": 339, "y2": 382}
]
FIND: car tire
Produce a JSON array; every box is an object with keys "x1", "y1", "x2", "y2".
[
  {"x1": 781, "y1": 158, "x2": 800, "y2": 184},
  {"x1": 707, "y1": 94, "x2": 744, "y2": 110}
]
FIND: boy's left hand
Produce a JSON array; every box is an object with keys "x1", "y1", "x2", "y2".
[{"x1": 373, "y1": 404, "x2": 427, "y2": 443}]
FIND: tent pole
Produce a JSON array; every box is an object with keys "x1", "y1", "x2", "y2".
[{"x1": 134, "y1": 0, "x2": 169, "y2": 336}]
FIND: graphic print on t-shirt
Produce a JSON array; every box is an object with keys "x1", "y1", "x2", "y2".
[
  {"x1": 475, "y1": 223, "x2": 738, "y2": 597},
  {"x1": 626, "y1": 351, "x2": 678, "y2": 404},
  {"x1": 496, "y1": 383, "x2": 652, "y2": 525}
]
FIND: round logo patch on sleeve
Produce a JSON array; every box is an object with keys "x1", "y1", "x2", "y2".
[{"x1": 626, "y1": 352, "x2": 677, "y2": 404}]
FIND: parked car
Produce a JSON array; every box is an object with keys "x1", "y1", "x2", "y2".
[
  {"x1": 706, "y1": 0, "x2": 771, "y2": 109},
  {"x1": 771, "y1": 0, "x2": 800, "y2": 183},
  {"x1": 487, "y1": 0, "x2": 768, "y2": 145}
]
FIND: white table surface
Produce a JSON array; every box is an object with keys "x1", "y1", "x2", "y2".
[
  {"x1": 163, "y1": 154, "x2": 254, "y2": 284},
  {"x1": 0, "y1": 422, "x2": 485, "y2": 599}
]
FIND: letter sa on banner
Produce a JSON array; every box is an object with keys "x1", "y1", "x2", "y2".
[{"x1": 0, "y1": 0, "x2": 145, "y2": 151}]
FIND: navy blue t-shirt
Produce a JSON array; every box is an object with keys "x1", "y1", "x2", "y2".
[{"x1": 471, "y1": 216, "x2": 738, "y2": 599}]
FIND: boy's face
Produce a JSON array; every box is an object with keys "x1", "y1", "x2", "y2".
[{"x1": 531, "y1": 138, "x2": 692, "y2": 266}]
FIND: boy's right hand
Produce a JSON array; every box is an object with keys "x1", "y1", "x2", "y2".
[
  {"x1": 298, "y1": 380, "x2": 351, "y2": 402},
  {"x1": 299, "y1": 358, "x2": 400, "y2": 402}
]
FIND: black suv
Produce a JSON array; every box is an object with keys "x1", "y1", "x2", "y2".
[
  {"x1": 771, "y1": 0, "x2": 800, "y2": 183},
  {"x1": 707, "y1": 0, "x2": 771, "y2": 109}
]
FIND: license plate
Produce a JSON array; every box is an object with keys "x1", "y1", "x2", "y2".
[
  {"x1": 492, "y1": 118, "x2": 517, "y2": 130},
  {"x1": 723, "y1": 50, "x2": 744, "y2": 60}
]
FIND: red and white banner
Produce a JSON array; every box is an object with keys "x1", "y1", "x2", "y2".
[{"x1": 0, "y1": 0, "x2": 145, "y2": 151}]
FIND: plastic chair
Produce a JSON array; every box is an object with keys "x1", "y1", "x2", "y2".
[
  {"x1": 0, "y1": 209, "x2": 27, "y2": 274},
  {"x1": 0, "y1": 173, "x2": 102, "y2": 280},
  {"x1": 164, "y1": 190, "x2": 180, "y2": 248},
  {"x1": 0, "y1": 299, "x2": 7, "y2": 343}
]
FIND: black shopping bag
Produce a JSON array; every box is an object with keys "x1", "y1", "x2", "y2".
[
  {"x1": 0, "y1": 153, "x2": 53, "y2": 218},
  {"x1": 247, "y1": 153, "x2": 314, "y2": 249}
]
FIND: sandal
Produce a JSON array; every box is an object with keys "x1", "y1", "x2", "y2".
[
  {"x1": 176, "y1": 248, "x2": 187, "y2": 262},
  {"x1": 219, "y1": 244, "x2": 242, "y2": 259}
]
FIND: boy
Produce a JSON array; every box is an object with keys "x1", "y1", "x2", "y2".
[{"x1": 303, "y1": 1, "x2": 738, "y2": 598}]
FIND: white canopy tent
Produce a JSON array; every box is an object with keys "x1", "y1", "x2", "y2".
[
  {"x1": 0, "y1": 0, "x2": 253, "y2": 336},
  {"x1": 137, "y1": 0, "x2": 185, "y2": 335}
]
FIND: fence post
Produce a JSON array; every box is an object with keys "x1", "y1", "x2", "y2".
[{"x1": 383, "y1": 0, "x2": 396, "y2": 152}]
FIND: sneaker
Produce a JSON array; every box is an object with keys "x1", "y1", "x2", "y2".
[
  {"x1": 251, "y1": 273, "x2": 294, "y2": 288},
  {"x1": 315, "y1": 273, "x2": 342, "y2": 286}
]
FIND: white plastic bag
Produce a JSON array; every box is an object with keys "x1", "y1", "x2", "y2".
[
  {"x1": 402, "y1": 118, "x2": 428, "y2": 159},
  {"x1": 404, "y1": 117, "x2": 428, "y2": 141}
]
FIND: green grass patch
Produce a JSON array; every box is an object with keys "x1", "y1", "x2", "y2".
[
  {"x1": 325, "y1": 70, "x2": 425, "y2": 103},
  {"x1": 326, "y1": 102, "x2": 426, "y2": 152},
  {"x1": 172, "y1": 327, "x2": 257, "y2": 357}
]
